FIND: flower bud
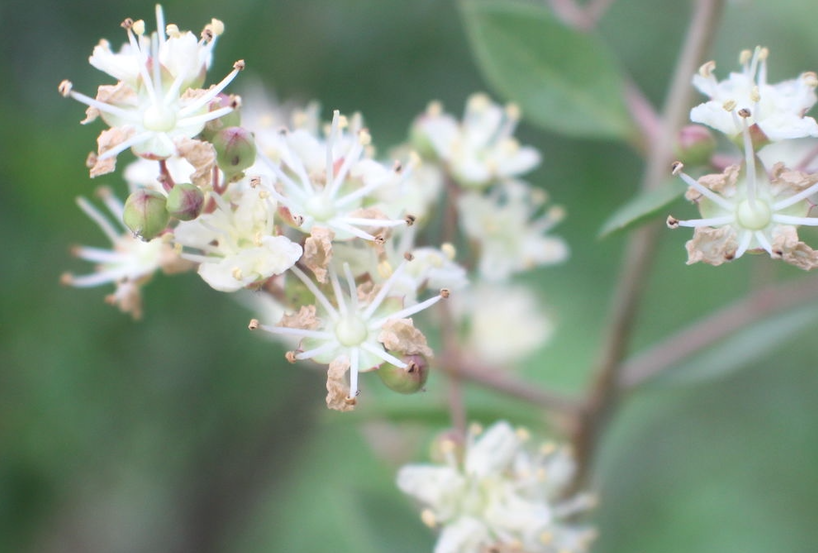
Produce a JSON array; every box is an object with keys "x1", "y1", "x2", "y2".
[
  {"x1": 166, "y1": 183, "x2": 205, "y2": 221},
  {"x1": 674, "y1": 125, "x2": 716, "y2": 166},
  {"x1": 377, "y1": 354, "x2": 429, "y2": 394},
  {"x1": 122, "y1": 189, "x2": 169, "y2": 241},
  {"x1": 212, "y1": 126, "x2": 256, "y2": 179}
]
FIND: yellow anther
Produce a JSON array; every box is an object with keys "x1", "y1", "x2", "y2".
[
  {"x1": 505, "y1": 102, "x2": 521, "y2": 121},
  {"x1": 426, "y1": 100, "x2": 443, "y2": 117},
  {"x1": 441, "y1": 242, "x2": 456, "y2": 261},
  {"x1": 165, "y1": 24, "x2": 181, "y2": 38},
  {"x1": 420, "y1": 509, "x2": 437, "y2": 528},
  {"x1": 132, "y1": 19, "x2": 146, "y2": 35},
  {"x1": 698, "y1": 60, "x2": 716, "y2": 78}
]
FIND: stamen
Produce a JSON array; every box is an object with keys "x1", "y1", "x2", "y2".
[
  {"x1": 343, "y1": 263, "x2": 359, "y2": 312},
  {"x1": 673, "y1": 165, "x2": 734, "y2": 210},
  {"x1": 76, "y1": 196, "x2": 121, "y2": 243},
  {"x1": 360, "y1": 341, "x2": 407, "y2": 368},
  {"x1": 773, "y1": 178, "x2": 818, "y2": 210},
  {"x1": 738, "y1": 109, "x2": 758, "y2": 209},
  {"x1": 370, "y1": 290, "x2": 448, "y2": 328},
  {"x1": 754, "y1": 230, "x2": 773, "y2": 254},
  {"x1": 362, "y1": 261, "x2": 408, "y2": 319},
  {"x1": 176, "y1": 60, "x2": 244, "y2": 117},
  {"x1": 290, "y1": 265, "x2": 339, "y2": 319},
  {"x1": 772, "y1": 214, "x2": 818, "y2": 226},
  {"x1": 329, "y1": 268, "x2": 348, "y2": 317},
  {"x1": 348, "y1": 348, "x2": 359, "y2": 399}
]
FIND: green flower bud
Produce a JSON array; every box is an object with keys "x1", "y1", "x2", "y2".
[
  {"x1": 123, "y1": 189, "x2": 170, "y2": 241},
  {"x1": 674, "y1": 125, "x2": 716, "y2": 166},
  {"x1": 212, "y1": 126, "x2": 257, "y2": 179},
  {"x1": 377, "y1": 354, "x2": 429, "y2": 394},
  {"x1": 166, "y1": 183, "x2": 205, "y2": 221}
]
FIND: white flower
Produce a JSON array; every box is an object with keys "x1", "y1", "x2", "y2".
[
  {"x1": 451, "y1": 282, "x2": 553, "y2": 366},
  {"x1": 248, "y1": 261, "x2": 447, "y2": 409},
  {"x1": 458, "y1": 181, "x2": 568, "y2": 282},
  {"x1": 413, "y1": 93, "x2": 541, "y2": 188},
  {"x1": 669, "y1": 109, "x2": 818, "y2": 269},
  {"x1": 397, "y1": 421, "x2": 596, "y2": 553},
  {"x1": 690, "y1": 46, "x2": 818, "y2": 141},
  {"x1": 174, "y1": 183, "x2": 302, "y2": 291},
  {"x1": 61, "y1": 187, "x2": 190, "y2": 319},
  {"x1": 257, "y1": 110, "x2": 412, "y2": 241},
  {"x1": 59, "y1": 5, "x2": 243, "y2": 173}
]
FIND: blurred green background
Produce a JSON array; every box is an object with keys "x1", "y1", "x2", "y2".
[{"x1": 2, "y1": 0, "x2": 818, "y2": 552}]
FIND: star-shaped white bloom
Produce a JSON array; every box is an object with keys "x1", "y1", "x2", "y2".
[
  {"x1": 458, "y1": 180, "x2": 568, "y2": 282},
  {"x1": 669, "y1": 109, "x2": 818, "y2": 269},
  {"x1": 413, "y1": 93, "x2": 541, "y2": 188},
  {"x1": 59, "y1": 5, "x2": 243, "y2": 174},
  {"x1": 174, "y1": 183, "x2": 303, "y2": 292},
  {"x1": 249, "y1": 260, "x2": 447, "y2": 409},
  {"x1": 690, "y1": 46, "x2": 818, "y2": 141},
  {"x1": 61, "y1": 187, "x2": 191, "y2": 318},
  {"x1": 257, "y1": 110, "x2": 413, "y2": 241},
  {"x1": 397, "y1": 421, "x2": 596, "y2": 553}
]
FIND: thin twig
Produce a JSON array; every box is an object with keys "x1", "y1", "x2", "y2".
[
  {"x1": 452, "y1": 358, "x2": 582, "y2": 415},
  {"x1": 619, "y1": 276, "x2": 818, "y2": 389},
  {"x1": 569, "y1": 0, "x2": 725, "y2": 490}
]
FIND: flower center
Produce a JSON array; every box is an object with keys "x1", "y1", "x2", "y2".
[
  {"x1": 305, "y1": 194, "x2": 337, "y2": 222},
  {"x1": 143, "y1": 104, "x2": 178, "y2": 132},
  {"x1": 736, "y1": 199, "x2": 772, "y2": 230},
  {"x1": 335, "y1": 315, "x2": 368, "y2": 347}
]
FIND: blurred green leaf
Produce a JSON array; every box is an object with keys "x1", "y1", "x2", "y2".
[
  {"x1": 460, "y1": 0, "x2": 634, "y2": 139},
  {"x1": 643, "y1": 301, "x2": 818, "y2": 388},
  {"x1": 598, "y1": 178, "x2": 686, "y2": 238}
]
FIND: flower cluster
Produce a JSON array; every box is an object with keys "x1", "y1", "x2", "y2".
[
  {"x1": 670, "y1": 47, "x2": 818, "y2": 269},
  {"x1": 398, "y1": 421, "x2": 597, "y2": 553},
  {"x1": 60, "y1": 7, "x2": 591, "y2": 553}
]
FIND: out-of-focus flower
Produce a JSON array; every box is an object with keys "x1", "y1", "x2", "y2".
[
  {"x1": 397, "y1": 421, "x2": 596, "y2": 553},
  {"x1": 690, "y1": 46, "x2": 818, "y2": 141},
  {"x1": 174, "y1": 183, "x2": 302, "y2": 291},
  {"x1": 61, "y1": 187, "x2": 192, "y2": 319},
  {"x1": 669, "y1": 109, "x2": 818, "y2": 269},
  {"x1": 412, "y1": 93, "x2": 541, "y2": 189},
  {"x1": 248, "y1": 261, "x2": 448, "y2": 410},
  {"x1": 59, "y1": 5, "x2": 243, "y2": 175},
  {"x1": 458, "y1": 181, "x2": 568, "y2": 282},
  {"x1": 451, "y1": 282, "x2": 553, "y2": 366}
]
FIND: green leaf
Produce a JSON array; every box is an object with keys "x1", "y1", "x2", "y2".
[
  {"x1": 643, "y1": 301, "x2": 818, "y2": 389},
  {"x1": 460, "y1": 0, "x2": 634, "y2": 139},
  {"x1": 598, "y1": 178, "x2": 687, "y2": 238}
]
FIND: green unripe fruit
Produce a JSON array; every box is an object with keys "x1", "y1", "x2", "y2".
[
  {"x1": 377, "y1": 354, "x2": 429, "y2": 394},
  {"x1": 166, "y1": 183, "x2": 205, "y2": 221},
  {"x1": 212, "y1": 126, "x2": 256, "y2": 179},
  {"x1": 123, "y1": 189, "x2": 170, "y2": 241}
]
